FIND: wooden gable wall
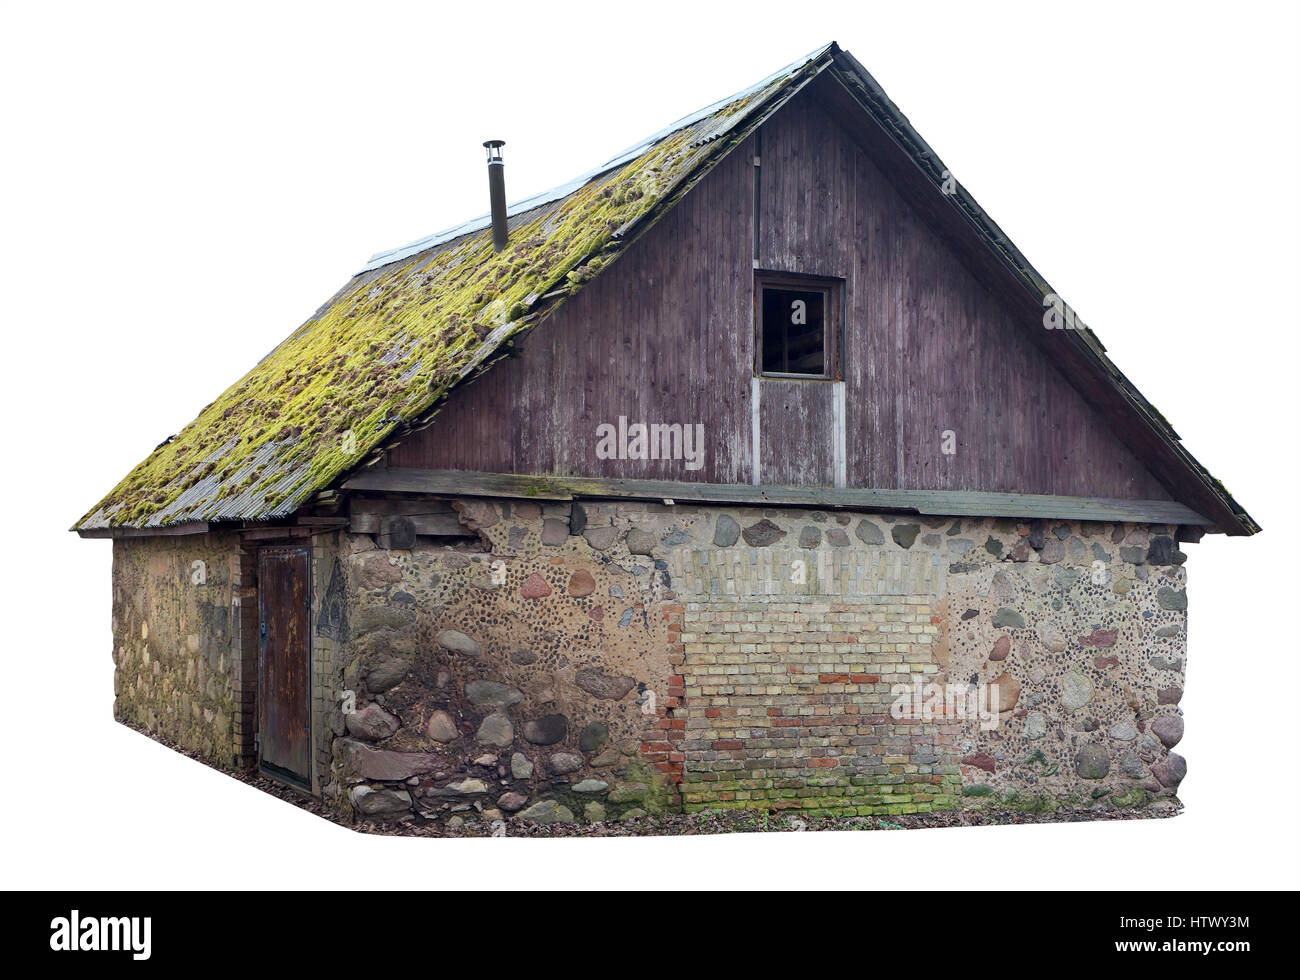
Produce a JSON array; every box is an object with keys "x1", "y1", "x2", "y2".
[{"x1": 386, "y1": 88, "x2": 1172, "y2": 503}]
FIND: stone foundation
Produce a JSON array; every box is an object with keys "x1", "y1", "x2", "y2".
[{"x1": 109, "y1": 499, "x2": 1191, "y2": 833}]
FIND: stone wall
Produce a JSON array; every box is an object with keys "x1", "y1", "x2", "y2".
[
  {"x1": 671, "y1": 512, "x2": 1189, "y2": 816},
  {"x1": 110, "y1": 531, "x2": 249, "y2": 768},
  {"x1": 327, "y1": 499, "x2": 684, "y2": 827},
  {"x1": 327, "y1": 498, "x2": 1190, "y2": 831}
]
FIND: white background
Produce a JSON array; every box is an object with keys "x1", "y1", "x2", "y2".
[{"x1": 2, "y1": 1, "x2": 1296, "y2": 890}]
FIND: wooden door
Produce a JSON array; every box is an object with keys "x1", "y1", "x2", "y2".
[{"x1": 258, "y1": 545, "x2": 312, "y2": 788}]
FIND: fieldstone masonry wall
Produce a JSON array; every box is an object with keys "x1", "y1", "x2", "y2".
[
  {"x1": 109, "y1": 498, "x2": 1192, "y2": 833},
  {"x1": 111, "y1": 531, "x2": 248, "y2": 768},
  {"x1": 324, "y1": 498, "x2": 1189, "y2": 830},
  {"x1": 326, "y1": 498, "x2": 684, "y2": 827}
]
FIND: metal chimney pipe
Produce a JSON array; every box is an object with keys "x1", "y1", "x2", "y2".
[{"x1": 483, "y1": 140, "x2": 508, "y2": 252}]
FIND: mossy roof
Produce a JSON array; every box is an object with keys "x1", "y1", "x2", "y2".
[
  {"x1": 74, "y1": 47, "x2": 829, "y2": 531},
  {"x1": 75, "y1": 42, "x2": 1257, "y2": 535}
]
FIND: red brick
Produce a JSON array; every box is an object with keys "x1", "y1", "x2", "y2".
[
  {"x1": 808, "y1": 757, "x2": 839, "y2": 768},
  {"x1": 818, "y1": 673, "x2": 851, "y2": 684}
]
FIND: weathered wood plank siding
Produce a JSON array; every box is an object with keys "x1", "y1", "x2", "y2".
[
  {"x1": 387, "y1": 90, "x2": 1171, "y2": 502},
  {"x1": 389, "y1": 142, "x2": 755, "y2": 484}
]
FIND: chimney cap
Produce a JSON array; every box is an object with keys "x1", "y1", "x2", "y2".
[{"x1": 482, "y1": 139, "x2": 506, "y2": 149}]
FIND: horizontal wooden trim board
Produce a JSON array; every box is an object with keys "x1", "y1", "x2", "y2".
[
  {"x1": 342, "y1": 468, "x2": 1213, "y2": 527},
  {"x1": 76, "y1": 520, "x2": 211, "y2": 539}
]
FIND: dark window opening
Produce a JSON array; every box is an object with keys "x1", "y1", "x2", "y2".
[{"x1": 756, "y1": 273, "x2": 841, "y2": 379}]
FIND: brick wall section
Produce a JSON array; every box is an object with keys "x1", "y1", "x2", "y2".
[
  {"x1": 680, "y1": 595, "x2": 963, "y2": 815},
  {"x1": 639, "y1": 600, "x2": 686, "y2": 806}
]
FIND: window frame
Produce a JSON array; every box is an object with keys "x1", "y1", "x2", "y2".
[{"x1": 753, "y1": 270, "x2": 844, "y2": 381}]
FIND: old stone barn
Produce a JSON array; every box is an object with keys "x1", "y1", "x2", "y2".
[{"x1": 76, "y1": 44, "x2": 1256, "y2": 834}]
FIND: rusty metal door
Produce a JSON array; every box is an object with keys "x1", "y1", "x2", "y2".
[{"x1": 258, "y1": 545, "x2": 312, "y2": 788}]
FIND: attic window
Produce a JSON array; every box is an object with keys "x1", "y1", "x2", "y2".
[{"x1": 756, "y1": 272, "x2": 841, "y2": 379}]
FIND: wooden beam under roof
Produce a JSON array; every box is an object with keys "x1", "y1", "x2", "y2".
[{"x1": 342, "y1": 468, "x2": 1212, "y2": 527}]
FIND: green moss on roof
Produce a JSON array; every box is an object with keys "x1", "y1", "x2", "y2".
[{"x1": 75, "y1": 83, "x2": 778, "y2": 530}]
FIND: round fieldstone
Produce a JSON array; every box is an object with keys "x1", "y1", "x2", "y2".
[
  {"x1": 567, "y1": 570, "x2": 596, "y2": 597},
  {"x1": 584, "y1": 526, "x2": 617, "y2": 551},
  {"x1": 516, "y1": 800, "x2": 575, "y2": 825},
  {"x1": 541, "y1": 519, "x2": 568, "y2": 546},
  {"x1": 345, "y1": 703, "x2": 400, "y2": 741},
  {"x1": 1151, "y1": 715, "x2": 1184, "y2": 748},
  {"x1": 365, "y1": 656, "x2": 411, "y2": 693},
  {"x1": 713, "y1": 514, "x2": 741, "y2": 547},
  {"x1": 510, "y1": 752, "x2": 534, "y2": 779},
  {"x1": 445, "y1": 778, "x2": 488, "y2": 795},
  {"x1": 476, "y1": 711, "x2": 514, "y2": 748},
  {"x1": 546, "y1": 752, "x2": 583, "y2": 775},
  {"x1": 1061, "y1": 669, "x2": 1094, "y2": 711},
  {"x1": 497, "y1": 791, "x2": 528, "y2": 812},
  {"x1": 1157, "y1": 587, "x2": 1187, "y2": 611},
  {"x1": 349, "y1": 786, "x2": 412, "y2": 818},
  {"x1": 572, "y1": 779, "x2": 609, "y2": 794},
  {"x1": 742, "y1": 519, "x2": 787, "y2": 547},
  {"x1": 524, "y1": 714, "x2": 568, "y2": 745},
  {"x1": 356, "y1": 554, "x2": 404, "y2": 589},
  {"x1": 990, "y1": 636, "x2": 1010, "y2": 661},
  {"x1": 1109, "y1": 721, "x2": 1138, "y2": 741},
  {"x1": 891, "y1": 523, "x2": 920, "y2": 548},
  {"x1": 1151, "y1": 752, "x2": 1187, "y2": 789},
  {"x1": 798, "y1": 526, "x2": 822, "y2": 549},
  {"x1": 435, "y1": 629, "x2": 480, "y2": 658},
  {"x1": 1119, "y1": 748, "x2": 1147, "y2": 779},
  {"x1": 520, "y1": 573, "x2": 552, "y2": 600},
  {"x1": 826, "y1": 528, "x2": 850, "y2": 547},
  {"x1": 855, "y1": 519, "x2": 884, "y2": 545},
  {"x1": 992, "y1": 608, "x2": 1025, "y2": 629},
  {"x1": 465, "y1": 680, "x2": 523, "y2": 709},
  {"x1": 626, "y1": 529, "x2": 657, "y2": 555},
  {"x1": 1024, "y1": 712, "x2": 1047, "y2": 740},
  {"x1": 579, "y1": 722, "x2": 609, "y2": 753},
  {"x1": 989, "y1": 672, "x2": 1020, "y2": 711},
  {"x1": 1074, "y1": 743, "x2": 1111, "y2": 779},
  {"x1": 584, "y1": 802, "x2": 606, "y2": 822},
  {"x1": 425, "y1": 709, "x2": 460, "y2": 743}
]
